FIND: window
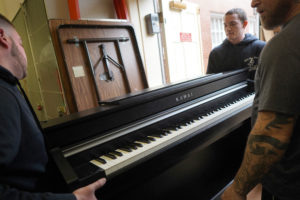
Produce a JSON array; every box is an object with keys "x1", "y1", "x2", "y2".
[
  {"x1": 248, "y1": 16, "x2": 259, "y2": 37},
  {"x1": 210, "y1": 13, "x2": 226, "y2": 48}
]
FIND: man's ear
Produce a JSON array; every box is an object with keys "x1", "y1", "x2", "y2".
[
  {"x1": 243, "y1": 20, "x2": 248, "y2": 29},
  {"x1": 0, "y1": 28, "x2": 9, "y2": 48}
]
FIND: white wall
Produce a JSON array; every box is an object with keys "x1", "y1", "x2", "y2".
[
  {"x1": 0, "y1": 1, "x2": 5, "y2": 15},
  {"x1": 79, "y1": 0, "x2": 116, "y2": 19},
  {"x1": 44, "y1": 0, "x2": 116, "y2": 20},
  {"x1": 44, "y1": 0, "x2": 69, "y2": 19},
  {"x1": 127, "y1": 0, "x2": 163, "y2": 87}
]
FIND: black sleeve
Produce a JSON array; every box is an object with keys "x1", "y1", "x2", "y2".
[
  {"x1": 206, "y1": 50, "x2": 217, "y2": 74},
  {"x1": 0, "y1": 185, "x2": 76, "y2": 200},
  {"x1": 0, "y1": 87, "x2": 22, "y2": 167},
  {"x1": 0, "y1": 87, "x2": 76, "y2": 200},
  {"x1": 255, "y1": 40, "x2": 266, "y2": 56}
]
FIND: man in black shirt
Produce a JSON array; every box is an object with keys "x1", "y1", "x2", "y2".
[
  {"x1": 0, "y1": 13, "x2": 106, "y2": 200},
  {"x1": 207, "y1": 8, "x2": 265, "y2": 79},
  {"x1": 222, "y1": 0, "x2": 300, "y2": 200}
]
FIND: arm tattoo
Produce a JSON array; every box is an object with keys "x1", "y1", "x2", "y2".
[
  {"x1": 248, "y1": 135, "x2": 289, "y2": 155},
  {"x1": 266, "y1": 113, "x2": 293, "y2": 130},
  {"x1": 233, "y1": 112, "x2": 294, "y2": 196},
  {"x1": 234, "y1": 135, "x2": 289, "y2": 195}
]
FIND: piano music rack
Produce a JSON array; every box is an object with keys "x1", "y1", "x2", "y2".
[{"x1": 49, "y1": 20, "x2": 148, "y2": 113}]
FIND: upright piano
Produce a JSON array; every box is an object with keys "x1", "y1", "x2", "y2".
[{"x1": 42, "y1": 68, "x2": 254, "y2": 200}]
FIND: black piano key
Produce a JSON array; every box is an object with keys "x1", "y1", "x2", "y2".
[
  {"x1": 127, "y1": 143, "x2": 138, "y2": 149},
  {"x1": 163, "y1": 127, "x2": 179, "y2": 132},
  {"x1": 186, "y1": 120, "x2": 193, "y2": 124},
  {"x1": 187, "y1": 120, "x2": 194, "y2": 124},
  {"x1": 177, "y1": 122, "x2": 188, "y2": 127},
  {"x1": 95, "y1": 157, "x2": 107, "y2": 164},
  {"x1": 133, "y1": 142, "x2": 143, "y2": 147},
  {"x1": 119, "y1": 147, "x2": 132, "y2": 152},
  {"x1": 148, "y1": 133, "x2": 164, "y2": 138},
  {"x1": 111, "y1": 150, "x2": 123, "y2": 157},
  {"x1": 165, "y1": 129, "x2": 173, "y2": 134},
  {"x1": 124, "y1": 144, "x2": 137, "y2": 150},
  {"x1": 147, "y1": 136, "x2": 156, "y2": 141},
  {"x1": 104, "y1": 153, "x2": 117, "y2": 159},
  {"x1": 160, "y1": 131, "x2": 168, "y2": 136},
  {"x1": 136, "y1": 138, "x2": 151, "y2": 144}
]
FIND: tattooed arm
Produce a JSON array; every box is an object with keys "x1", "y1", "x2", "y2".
[{"x1": 221, "y1": 111, "x2": 296, "y2": 200}]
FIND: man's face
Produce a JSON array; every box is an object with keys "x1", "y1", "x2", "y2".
[
  {"x1": 251, "y1": 0, "x2": 296, "y2": 29},
  {"x1": 224, "y1": 14, "x2": 246, "y2": 45},
  {"x1": 9, "y1": 29, "x2": 27, "y2": 79}
]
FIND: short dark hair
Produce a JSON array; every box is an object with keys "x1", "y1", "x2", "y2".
[
  {"x1": 0, "y1": 13, "x2": 14, "y2": 28},
  {"x1": 225, "y1": 8, "x2": 248, "y2": 23}
]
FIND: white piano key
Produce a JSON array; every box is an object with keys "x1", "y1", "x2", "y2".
[{"x1": 90, "y1": 94, "x2": 254, "y2": 177}]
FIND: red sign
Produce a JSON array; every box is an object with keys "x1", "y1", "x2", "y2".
[{"x1": 180, "y1": 32, "x2": 192, "y2": 42}]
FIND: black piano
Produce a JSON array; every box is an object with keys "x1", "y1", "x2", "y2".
[{"x1": 42, "y1": 68, "x2": 254, "y2": 200}]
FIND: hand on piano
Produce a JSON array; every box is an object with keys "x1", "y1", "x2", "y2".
[{"x1": 73, "y1": 178, "x2": 106, "y2": 200}]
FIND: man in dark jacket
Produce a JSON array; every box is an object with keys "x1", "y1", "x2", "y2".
[
  {"x1": 206, "y1": 8, "x2": 265, "y2": 79},
  {"x1": 0, "y1": 13, "x2": 106, "y2": 200}
]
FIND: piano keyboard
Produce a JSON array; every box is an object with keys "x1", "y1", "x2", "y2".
[{"x1": 89, "y1": 93, "x2": 254, "y2": 177}]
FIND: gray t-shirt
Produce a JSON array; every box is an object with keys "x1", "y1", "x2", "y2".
[{"x1": 252, "y1": 13, "x2": 300, "y2": 199}]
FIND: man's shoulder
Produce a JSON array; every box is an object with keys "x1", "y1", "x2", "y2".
[
  {"x1": 0, "y1": 80, "x2": 18, "y2": 103},
  {"x1": 263, "y1": 29, "x2": 293, "y2": 55},
  {"x1": 277, "y1": 19, "x2": 300, "y2": 47},
  {"x1": 252, "y1": 39, "x2": 266, "y2": 46},
  {"x1": 247, "y1": 35, "x2": 265, "y2": 47},
  {"x1": 244, "y1": 33, "x2": 266, "y2": 47},
  {"x1": 211, "y1": 42, "x2": 228, "y2": 54},
  {"x1": 0, "y1": 80, "x2": 16, "y2": 94}
]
